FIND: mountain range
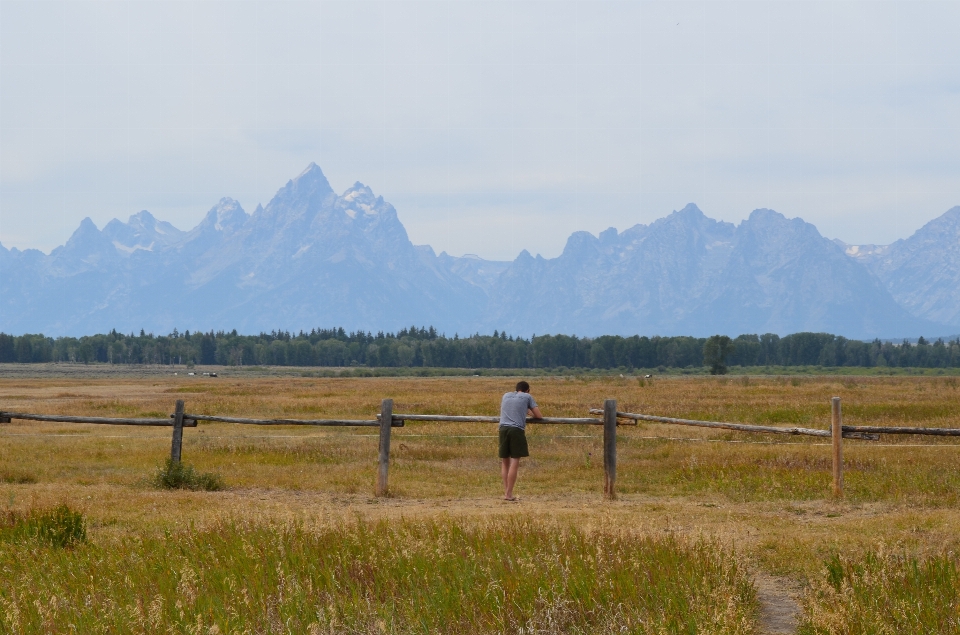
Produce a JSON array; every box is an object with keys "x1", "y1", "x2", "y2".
[{"x1": 1, "y1": 164, "x2": 958, "y2": 339}]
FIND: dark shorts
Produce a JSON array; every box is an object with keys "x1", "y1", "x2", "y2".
[{"x1": 499, "y1": 425, "x2": 529, "y2": 459}]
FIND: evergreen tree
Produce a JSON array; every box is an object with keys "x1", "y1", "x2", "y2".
[
  {"x1": 200, "y1": 334, "x2": 217, "y2": 365},
  {"x1": 0, "y1": 334, "x2": 14, "y2": 363},
  {"x1": 703, "y1": 335, "x2": 735, "y2": 375}
]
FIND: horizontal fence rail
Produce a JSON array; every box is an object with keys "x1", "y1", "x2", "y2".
[
  {"x1": 378, "y1": 414, "x2": 608, "y2": 425},
  {"x1": 840, "y1": 425, "x2": 960, "y2": 437},
  {"x1": 589, "y1": 409, "x2": 843, "y2": 438},
  {"x1": 180, "y1": 413, "x2": 383, "y2": 427},
  {"x1": 598, "y1": 409, "x2": 960, "y2": 439},
  {"x1": 0, "y1": 411, "x2": 193, "y2": 427}
]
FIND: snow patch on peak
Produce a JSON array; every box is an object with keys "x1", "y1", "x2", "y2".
[
  {"x1": 202, "y1": 198, "x2": 247, "y2": 233},
  {"x1": 102, "y1": 210, "x2": 184, "y2": 253},
  {"x1": 834, "y1": 239, "x2": 890, "y2": 260},
  {"x1": 342, "y1": 182, "x2": 375, "y2": 202},
  {"x1": 113, "y1": 240, "x2": 155, "y2": 254},
  {"x1": 127, "y1": 210, "x2": 155, "y2": 226},
  {"x1": 339, "y1": 182, "x2": 387, "y2": 222}
]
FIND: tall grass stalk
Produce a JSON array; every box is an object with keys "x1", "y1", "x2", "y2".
[
  {"x1": 0, "y1": 504, "x2": 86, "y2": 548},
  {"x1": 799, "y1": 550, "x2": 960, "y2": 634},
  {"x1": 0, "y1": 518, "x2": 757, "y2": 634}
]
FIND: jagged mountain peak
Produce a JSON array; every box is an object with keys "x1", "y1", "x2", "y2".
[
  {"x1": 60, "y1": 218, "x2": 107, "y2": 252},
  {"x1": 102, "y1": 209, "x2": 185, "y2": 253},
  {"x1": 559, "y1": 226, "x2": 623, "y2": 260},
  {"x1": 641, "y1": 203, "x2": 735, "y2": 255},
  {"x1": 339, "y1": 182, "x2": 381, "y2": 213},
  {"x1": 742, "y1": 209, "x2": 821, "y2": 239},
  {"x1": 334, "y1": 182, "x2": 403, "y2": 237},
  {"x1": 746, "y1": 207, "x2": 783, "y2": 220},
  {"x1": 741, "y1": 208, "x2": 807, "y2": 234},
  {"x1": 127, "y1": 209, "x2": 155, "y2": 227},
  {"x1": 653, "y1": 203, "x2": 731, "y2": 232},
  {"x1": 344, "y1": 181, "x2": 373, "y2": 197},
  {"x1": 252, "y1": 164, "x2": 337, "y2": 230},
  {"x1": 599, "y1": 227, "x2": 618, "y2": 244},
  {"x1": 74, "y1": 217, "x2": 99, "y2": 234},
  {"x1": 288, "y1": 162, "x2": 334, "y2": 197},
  {"x1": 172, "y1": 198, "x2": 249, "y2": 258},
  {"x1": 207, "y1": 197, "x2": 248, "y2": 233},
  {"x1": 560, "y1": 231, "x2": 602, "y2": 258},
  {"x1": 47, "y1": 216, "x2": 119, "y2": 271},
  {"x1": 297, "y1": 161, "x2": 323, "y2": 177}
]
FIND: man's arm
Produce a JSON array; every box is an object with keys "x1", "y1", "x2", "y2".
[{"x1": 529, "y1": 406, "x2": 543, "y2": 419}]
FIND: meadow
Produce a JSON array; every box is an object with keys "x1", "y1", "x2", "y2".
[{"x1": 1, "y1": 366, "x2": 960, "y2": 633}]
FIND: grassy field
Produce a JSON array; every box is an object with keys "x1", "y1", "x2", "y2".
[{"x1": 2, "y1": 367, "x2": 960, "y2": 632}]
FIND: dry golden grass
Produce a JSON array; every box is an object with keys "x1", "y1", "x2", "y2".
[{"x1": 3, "y1": 372, "x2": 960, "y2": 584}]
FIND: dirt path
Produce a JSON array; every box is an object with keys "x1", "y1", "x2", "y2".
[{"x1": 754, "y1": 573, "x2": 801, "y2": 634}]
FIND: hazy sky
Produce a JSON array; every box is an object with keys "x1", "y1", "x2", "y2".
[{"x1": 1, "y1": 0, "x2": 958, "y2": 260}]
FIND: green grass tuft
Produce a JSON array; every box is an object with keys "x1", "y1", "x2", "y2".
[
  {"x1": 0, "y1": 469, "x2": 37, "y2": 484},
  {"x1": 0, "y1": 504, "x2": 86, "y2": 548},
  {"x1": 152, "y1": 459, "x2": 224, "y2": 491}
]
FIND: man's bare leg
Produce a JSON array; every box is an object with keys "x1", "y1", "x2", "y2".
[{"x1": 503, "y1": 457, "x2": 520, "y2": 499}]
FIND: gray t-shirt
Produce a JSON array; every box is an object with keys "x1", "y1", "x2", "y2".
[{"x1": 499, "y1": 391, "x2": 538, "y2": 430}]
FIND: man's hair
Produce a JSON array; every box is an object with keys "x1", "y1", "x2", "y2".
[{"x1": 516, "y1": 381, "x2": 530, "y2": 393}]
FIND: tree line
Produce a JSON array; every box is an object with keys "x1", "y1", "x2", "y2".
[{"x1": 2, "y1": 328, "x2": 960, "y2": 370}]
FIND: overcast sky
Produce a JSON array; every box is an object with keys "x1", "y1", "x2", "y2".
[{"x1": 1, "y1": 0, "x2": 958, "y2": 260}]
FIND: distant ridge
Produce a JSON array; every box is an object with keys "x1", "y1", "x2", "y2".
[
  {"x1": 0, "y1": 164, "x2": 955, "y2": 339},
  {"x1": 839, "y1": 206, "x2": 960, "y2": 327}
]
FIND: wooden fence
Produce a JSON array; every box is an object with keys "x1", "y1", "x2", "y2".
[
  {"x1": 3, "y1": 396, "x2": 960, "y2": 498},
  {"x1": 592, "y1": 396, "x2": 960, "y2": 497},
  {"x1": 0, "y1": 398, "x2": 622, "y2": 499}
]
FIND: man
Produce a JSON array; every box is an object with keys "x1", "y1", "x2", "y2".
[{"x1": 498, "y1": 380, "x2": 542, "y2": 501}]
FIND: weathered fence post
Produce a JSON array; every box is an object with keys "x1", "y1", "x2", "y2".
[
  {"x1": 171, "y1": 400, "x2": 185, "y2": 463},
  {"x1": 377, "y1": 398, "x2": 393, "y2": 497},
  {"x1": 603, "y1": 398, "x2": 617, "y2": 500},
  {"x1": 831, "y1": 396, "x2": 843, "y2": 498}
]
